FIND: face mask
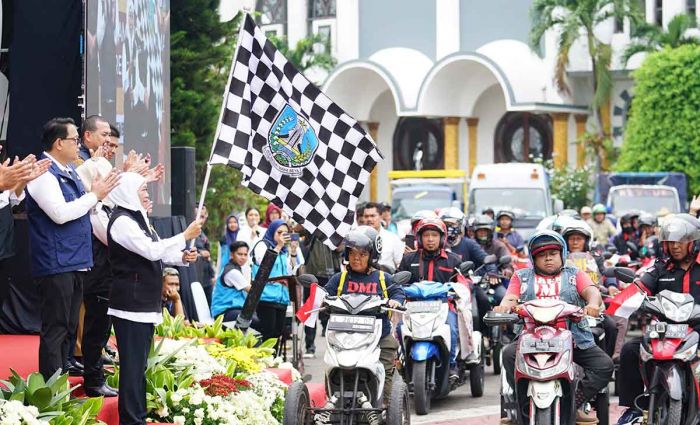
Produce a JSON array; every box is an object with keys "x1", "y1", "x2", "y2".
[
  {"x1": 477, "y1": 235, "x2": 489, "y2": 245},
  {"x1": 622, "y1": 225, "x2": 634, "y2": 234},
  {"x1": 446, "y1": 226, "x2": 461, "y2": 246}
]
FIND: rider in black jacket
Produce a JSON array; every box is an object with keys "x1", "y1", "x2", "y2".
[{"x1": 616, "y1": 214, "x2": 700, "y2": 425}]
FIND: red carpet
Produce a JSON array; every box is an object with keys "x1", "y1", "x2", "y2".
[{"x1": 0, "y1": 335, "x2": 326, "y2": 422}]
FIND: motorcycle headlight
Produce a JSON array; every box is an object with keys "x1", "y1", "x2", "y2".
[
  {"x1": 661, "y1": 298, "x2": 693, "y2": 323},
  {"x1": 326, "y1": 331, "x2": 375, "y2": 351},
  {"x1": 673, "y1": 343, "x2": 698, "y2": 361},
  {"x1": 516, "y1": 350, "x2": 571, "y2": 379}
]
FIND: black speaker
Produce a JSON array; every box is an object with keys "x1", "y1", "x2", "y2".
[{"x1": 171, "y1": 146, "x2": 196, "y2": 224}]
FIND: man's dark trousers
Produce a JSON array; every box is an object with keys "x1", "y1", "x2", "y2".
[
  {"x1": 113, "y1": 317, "x2": 154, "y2": 425},
  {"x1": 618, "y1": 337, "x2": 645, "y2": 408},
  {"x1": 82, "y1": 275, "x2": 112, "y2": 388},
  {"x1": 38, "y1": 271, "x2": 83, "y2": 380}
]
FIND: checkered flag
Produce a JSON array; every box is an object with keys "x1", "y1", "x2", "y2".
[{"x1": 209, "y1": 14, "x2": 383, "y2": 248}]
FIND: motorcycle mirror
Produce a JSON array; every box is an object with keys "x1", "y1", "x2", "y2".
[
  {"x1": 392, "y1": 271, "x2": 412, "y2": 286},
  {"x1": 626, "y1": 241, "x2": 639, "y2": 255},
  {"x1": 483, "y1": 254, "x2": 497, "y2": 265},
  {"x1": 607, "y1": 246, "x2": 618, "y2": 255},
  {"x1": 603, "y1": 252, "x2": 613, "y2": 260},
  {"x1": 297, "y1": 274, "x2": 319, "y2": 288},
  {"x1": 459, "y1": 261, "x2": 475, "y2": 275},
  {"x1": 498, "y1": 255, "x2": 512, "y2": 266},
  {"x1": 613, "y1": 267, "x2": 636, "y2": 284}
]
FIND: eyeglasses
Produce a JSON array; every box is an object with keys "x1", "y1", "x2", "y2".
[{"x1": 61, "y1": 136, "x2": 80, "y2": 144}]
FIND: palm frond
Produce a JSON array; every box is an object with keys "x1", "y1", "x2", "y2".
[
  {"x1": 664, "y1": 13, "x2": 698, "y2": 47},
  {"x1": 621, "y1": 43, "x2": 652, "y2": 66},
  {"x1": 554, "y1": 16, "x2": 581, "y2": 94}
]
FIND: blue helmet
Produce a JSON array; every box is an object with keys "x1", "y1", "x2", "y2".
[{"x1": 527, "y1": 229, "x2": 568, "y2": 266}]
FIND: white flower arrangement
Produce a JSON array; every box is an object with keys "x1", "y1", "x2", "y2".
[
  {"x1": 0, "y1": 400, "x2": 49, "y2": 425},
  {"x1": 170, "y1": 343, "x2": 228, "y2": 381}
]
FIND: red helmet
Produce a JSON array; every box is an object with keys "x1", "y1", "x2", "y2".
[{"x1": 415, "y1": 218, "x2": 447, "y2": 250}]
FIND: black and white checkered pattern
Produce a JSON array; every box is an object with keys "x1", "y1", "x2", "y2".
[{"x1": 209, "y1": 14, "x2": 383, "y2": 248}]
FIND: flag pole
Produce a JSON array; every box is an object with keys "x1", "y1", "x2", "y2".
[{"x1": 192, "y1": 11, "x2": 250, "y2": 231}]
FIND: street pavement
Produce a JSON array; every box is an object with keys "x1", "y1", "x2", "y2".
[{"x1": 299, "y1": 327, "x2": 625, "y2": 424}]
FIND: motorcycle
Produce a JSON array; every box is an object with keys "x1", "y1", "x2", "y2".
[
  {"x1": 399, "y1": 261, "x2": 484, "y2": 415},
  {"x1": 284, "y1": 271, "x2": 412, "y2": 425},
  {"x1": 614, "y1": 268, "x2": 700, "y2": 425},
  {"x1": 485, "y1": 299, "x2": 609, "y2": 425},
  {"x1": 475, "y1": 255, "x2": 512, "y2": 375}
]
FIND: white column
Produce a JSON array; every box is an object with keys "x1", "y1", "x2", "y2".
[
  {"x1": 435, "y1": 0, "x2": 460, "y2": 60},
  {"x1": 646, "y1": 0, "x2": 656, "y2": 24},
  {"x1": 287, "y1": 0, "x2": 307, "y2": 46},
  {"x1": 336, "y1": 0, "x2": 359, "y2": 62},
  {"x1": 663, "y1": 0, "x2": 686, "y2": 27}
]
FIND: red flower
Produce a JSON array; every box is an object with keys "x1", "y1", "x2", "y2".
[{"x1": 199, "y1": 375, "x2": 252, "y2": 396}]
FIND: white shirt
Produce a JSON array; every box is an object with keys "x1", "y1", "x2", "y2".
[
  {"x1": 378, "y1": 227, "x2": 403, "y2": 272},
  {"x1": 0, "y1": 189, "x2": 24, "y2": 210},
  {"x1": 107, "y1": 215, "x2": 188, "y2": 324},
  {"x1": 25, "y1": 152, "x2": 97, "y2": 225},
  {"x1": 223, "y1": 267, "x2": 250, "y2": 290},
  {"x1": 90, "y1": 202, "x2": 110, "y2": 246}
]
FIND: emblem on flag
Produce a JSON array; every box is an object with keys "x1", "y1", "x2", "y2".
[{"x1": 263, "y1": 104, "x2": 319, "y2": 176}]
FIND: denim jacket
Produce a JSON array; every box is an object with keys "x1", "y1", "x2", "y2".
[{"x1": 516, "y1": 265, "x2": 596, "y2": 350}]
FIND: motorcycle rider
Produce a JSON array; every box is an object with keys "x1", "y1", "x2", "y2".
[
  {"x1": 613, "y1": 212, "x2": 641, "y2": 259},
  {"x1": 495, "y1": 210, "x2": 524, "y2": 254},
  {"x1": 473, "y1": 214, "x2": 513, "y2": 302},
  {"x1": 495, "y1": 230, "x2": 614, "y2": 424},
  {"x1": 398, "y1": 218, "x2": 467, "y2": 376},
  {"x1": 561, "y1": 221, "x2": 619, "y2": 357},
  {"x1": 637, "y1": 213, "x2": 661, "y2": 259},
  {"x1": 587, "y1": 204, "x2": 616, "y2": 247},
  {"x1": 438, "y1": 207, "x2": 493, "y2": 268},
  {"x1": 324, "y1": 226, "x2": 405, "y2": 403},
  {"x1": 615, "y1": 214, "x2": 700, "y2": 425}
]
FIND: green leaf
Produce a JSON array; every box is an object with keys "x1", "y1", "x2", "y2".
[{"x1": 30, "y1": 387, "x2": 53, "y2": 411}]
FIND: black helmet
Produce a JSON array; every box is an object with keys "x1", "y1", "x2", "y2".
[
  {"x1": 496, "y1": 210, "x2": 515, "y2": 221},
  {"x1": 344, "y1": 226, "x2": 381, "y2": 268}
]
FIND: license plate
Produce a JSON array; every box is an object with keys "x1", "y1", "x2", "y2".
[
  {"x1": 647, "y1": 323, "x2": 688, "y2": 339},
  {"x1": 327, "y1": 314, "x2": 375, "y2": 333},
  {"x1": 535, "y1": 341, "x2": 550, "y2": 351},
  {"x1": 407, "y1": 301, "x2": 442, "y2": 314}
]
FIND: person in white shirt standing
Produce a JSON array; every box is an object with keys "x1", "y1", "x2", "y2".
[
  {"x1": 106, "y1": 172, "x2": 201, "y2": 425},
  {"x1": 363, "y1": 202, "x2": 402, "y2": 272},
  {"x1": 25, "y1": 118, "x2": 119, "y2": 381}
]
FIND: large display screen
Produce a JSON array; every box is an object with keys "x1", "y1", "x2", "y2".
[{"x1": 86, "y1": 0, "x2": 171, "y2": 215}]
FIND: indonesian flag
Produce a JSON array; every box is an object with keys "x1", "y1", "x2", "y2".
[
  {"x1": 296, "y1": 284, "x2": 327, "y2": 328},
  {"x1": 605, "y1": 284, "x2": 646, "y2": 318}
]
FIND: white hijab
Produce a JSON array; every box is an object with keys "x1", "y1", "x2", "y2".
[
  {"x1": 108, "y1": 172, "x2": 148, "y2": 222},
  {"x1": 76, "y1": 157, "x2": 115, "y2": 208}
]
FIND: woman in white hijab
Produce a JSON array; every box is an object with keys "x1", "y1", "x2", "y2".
[{"x1": 105, "y1": 172, "x2": 202, "y2": 425}]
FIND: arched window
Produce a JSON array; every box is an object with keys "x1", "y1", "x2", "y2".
[
  {"x1": 392, "y1": 118, "x2": 444, "y2": 170},
  {"x1": 494, "y1": 112, "x2": 552, "y2": 163}
]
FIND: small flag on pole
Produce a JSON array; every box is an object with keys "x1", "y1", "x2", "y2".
[
  {"x1": 605, "y1": 284, "x2": 646, "y2": 318},
  {"x1": 296, "y1": 283, "x2": 327, "y2": 328},
  {"x1": 209, "y1": 14, "x2": 383, "y2": 248}
]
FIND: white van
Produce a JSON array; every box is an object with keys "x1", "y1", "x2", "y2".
[{"x1": 468, "y1": 163, "x2": 559, "y2": 239}]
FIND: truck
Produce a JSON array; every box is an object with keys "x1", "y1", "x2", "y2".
[
  {"x1": 594, "y1": 172, "x2": 688, "y2": 216},
  {"x1": 388, "y1": 169, "x2": 468, "y2": 237},
  {"x1": 468, "y1": 163, "x2": 560, "y2": 240}
]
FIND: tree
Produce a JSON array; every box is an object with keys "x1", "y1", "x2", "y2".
[
  {"x1": 530, "y1": 0, "x2": 639, "y2": 169},
  {"x1": 268, "y1": 33, "x2": 337, "y2": 75},
  {"x1": 616, "y1": 45, "x2": 700, "y2": 194},
  {"x1": 622, "y1": 13, "x2": 700, "y2": 65}
]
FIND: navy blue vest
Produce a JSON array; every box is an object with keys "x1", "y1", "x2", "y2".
[{"x1": 25, "y1": 157, "x2": 93, "y2": 277}]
